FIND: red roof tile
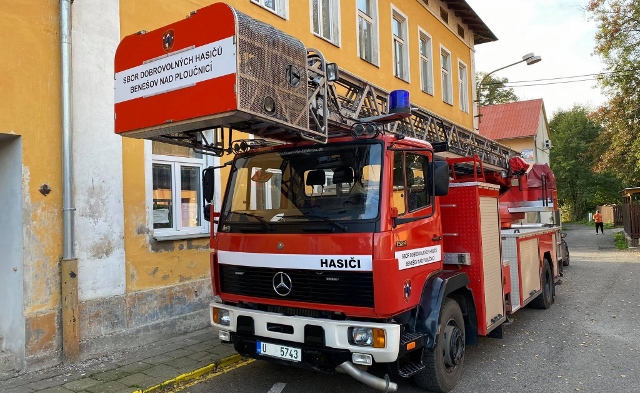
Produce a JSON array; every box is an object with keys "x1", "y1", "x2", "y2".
[{"x1": 478, "y1": 99, "x2": 544, "y2": 140}]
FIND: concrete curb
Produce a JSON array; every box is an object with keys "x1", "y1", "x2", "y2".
[{"x1": 132, "y1": 353, "x2": 244, "y2": 393}]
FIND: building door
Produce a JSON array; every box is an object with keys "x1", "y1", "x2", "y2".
[{"x1": 0, "y1": 135, "x2": 25, "y2": 371}]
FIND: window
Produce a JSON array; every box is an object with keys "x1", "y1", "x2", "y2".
[
  {"x1": 441, "y1": 47, "x2": 452, "y2": 105},
  {"x1": 392, "y1": 152, "x2": 430, "y2": 216},
  {"x1": 440, "y1": 7, "x2": 449, "y2": 24},
  {"x1": 222, "y1": 143, "x2": 383, "y2": 226},
  {"x1": 152, "y1": 142, "x2": 208, "y2": 238},
  {"x1": 251, "y1": 0, "x2": 287, "y2": 19},
  {"x1": 312, "y1": 0, "x2": 340, "y2": 45},
  {"x1": 457, "y1": 24, "x2": 465, "y2": 39},
  {"x1": 392, "y1": 8, "x2": 409, "y2": 81},
  {"x1": 357, "y1": 0, "x2": 378, "y2": 65},
  {"x1": 419, "y1": 30, "x2": 433, "y2": 95},
  {"x1": 459, "y1": 61, "x2": 469, "y2": 113},
  {"x1": 405, "y1": 153, "x2": 429, "y2": 212}
]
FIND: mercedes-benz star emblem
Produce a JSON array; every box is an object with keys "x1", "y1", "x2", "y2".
[{"x1": 272, "y1": 272, "x2": 292, "y2": 296}]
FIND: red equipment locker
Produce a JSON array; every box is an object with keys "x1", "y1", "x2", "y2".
[{"x1": 440, "y1": 182, "x2": 505, "y2": 336}]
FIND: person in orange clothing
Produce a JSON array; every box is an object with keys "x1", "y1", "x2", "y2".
[{"x1": 594, "y1": 210, "x2": 604, "y2": 234}]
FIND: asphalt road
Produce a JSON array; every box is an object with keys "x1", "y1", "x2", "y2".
[{"x1": 181, "y1": 225, "x2": 640, "y2": 393}]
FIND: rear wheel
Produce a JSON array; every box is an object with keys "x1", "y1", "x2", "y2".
[
  {"x1": 562, "y1": 240, "x2": 570, "y2": 266},
  {"x1": 530, "y1": 260, "x2": 554, "y2": 309},
  {"x1": 414, "y1": 299, "x2": 465, "y2": 392}
]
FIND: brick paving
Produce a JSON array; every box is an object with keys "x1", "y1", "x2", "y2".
[{"x1": 0, "y1": 328, "x2": 239, "y2": 393}]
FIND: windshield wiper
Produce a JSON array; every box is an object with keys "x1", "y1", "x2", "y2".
[
  {"x1": 285, "y1": 214, "x2": 347, "y2": 232},
  {"x1": 228, "y1": 211, "x2": 274, "y2": 231}
]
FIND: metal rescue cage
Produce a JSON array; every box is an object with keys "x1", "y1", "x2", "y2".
[
  {"x1": 114, "y1": 3, "x2": 310, "y2": 142},
  {"x1": 234, "y1": 9, "x2": 309, "y2": 134}
]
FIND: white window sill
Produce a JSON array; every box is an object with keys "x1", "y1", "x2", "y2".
[
  {"x1": 312, "y1": 33, "x2": 340, "y2": 48},
  {"x1": 394, "y1": 75, "x2": 410, "y2": 84},
  {"x1": 153, "y1": 231, "x2": 210, "y2": 242},
  {"x1": 252, "y1": 3, "x2": 288, "y2": 20},
  {"x1": 360, "y1": 57, "x2": 380, "y2": 67}
]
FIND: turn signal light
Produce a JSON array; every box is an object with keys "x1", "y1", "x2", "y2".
[
  {"x1": 373, "y1": 329, "x2": 386, "y2": 348},
  {"x1": 211, "y1": 307, "x2": 230, "y2": 326}
]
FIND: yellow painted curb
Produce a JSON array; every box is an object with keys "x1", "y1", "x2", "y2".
[{"x1": 131, "y1": 353, "x2": 245, "y2": 393}]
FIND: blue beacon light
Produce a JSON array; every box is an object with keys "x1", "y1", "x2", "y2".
[{"x1": 389, "y1": 90, "x2": 410, "y2": 114}]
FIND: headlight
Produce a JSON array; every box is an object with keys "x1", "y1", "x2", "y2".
[
  {"x1": 349, "y1": 327, "x2": 386, "y2": 348},
  {"x1": 212, "y1": 307, "x2": 231, "y2": 326}
]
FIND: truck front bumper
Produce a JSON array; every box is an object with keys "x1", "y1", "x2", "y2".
[{"x1": 209, "y1": 303, "x2": 401, "y2": 367}]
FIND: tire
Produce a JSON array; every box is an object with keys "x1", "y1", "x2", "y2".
[
  {"x1": 529, "y1": 260, "x2": 554, "y2": 309},
  {"x1": 414, "y1": 299, "x2": 465, "y2": 392},
  {"x1": 562, "y1": 240, "x2": 570, "y2": 266}
]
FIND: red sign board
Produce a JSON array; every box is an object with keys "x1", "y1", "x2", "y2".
[{"x1": 114, "y1": 3, "x2": 238, "y2": 136}]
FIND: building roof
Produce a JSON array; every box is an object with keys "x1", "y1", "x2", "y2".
[
  {"x1": 443, "y1": 1, "x2": 498, "y2": 44},
  {"x1": 478, "y1": 99, "x2": 545, "y2": 140},
  {"x1": 621, "y1": 187, "x2": 640, "y2": 196}
]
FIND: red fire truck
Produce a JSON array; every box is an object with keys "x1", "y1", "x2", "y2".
[{"x1": 115, "y1": 3, "x2": 569, "y2": 392}]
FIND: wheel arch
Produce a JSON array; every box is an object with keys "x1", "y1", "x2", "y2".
[
  {"x1": 414, "y1": 271, "x2": 478, "y2": 349},
  {"x1": 543, "y1": 250, "x2": 554, "y2": 276}
]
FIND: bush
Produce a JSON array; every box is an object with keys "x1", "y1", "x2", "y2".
[{"x1": 614, "y1": 232, "x2": 628, "y2": 250}]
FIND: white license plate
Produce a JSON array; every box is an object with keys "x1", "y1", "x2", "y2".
[{"x1": 256, "y1": 341, "x2": 302, "y2": 362}]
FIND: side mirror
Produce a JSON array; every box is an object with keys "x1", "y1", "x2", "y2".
[
  {"x1": 428, "y1": 161, "x2": 449, "y2": 196},
  {"x1": 202, "y1": 166, "x2": 215, "y2": 222}
]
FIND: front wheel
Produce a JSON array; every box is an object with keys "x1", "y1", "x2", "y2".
[{"x1": 414, "y1": 299, "x2": 465, "y2": 392}]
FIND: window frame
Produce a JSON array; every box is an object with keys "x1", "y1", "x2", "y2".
[
  {"x1": 147, "y1": 137, "x2": 220, "y2": 241},
  {"x1": 390, "y1": 5, "x2": 410, "y2": 82},
  {"x1": 356, "y1": 0, "x2": 379, "y2": 66},
  {"x1": 440, "y1": 45, "x2": 453, "y2": 105},
  {"x1": 391, "y1": 150, "x2": 434, "y2": 225},
  {"x1": 251, "y1": 0, "x2": 288, "y2": 19},
  {"x1": 310, "y1": 0, "x2": 341, "y2": 46},
  {"x1": 458, "y1": 60, "x2": 469, "y2": 113},
  {"x1": 151, "y1": 154, "x2": 208, "y2": 238},
  {"x1": 418, "y1": 28, "x2": 434, "y2": 95}
]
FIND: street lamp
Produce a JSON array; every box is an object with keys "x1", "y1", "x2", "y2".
[{"x1": 474, "y1": 52, "x2": 542, "y2": 128}]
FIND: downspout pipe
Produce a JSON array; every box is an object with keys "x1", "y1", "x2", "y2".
[{"x1": 61, "y1": 0, "x2": 75, "y2": 260}]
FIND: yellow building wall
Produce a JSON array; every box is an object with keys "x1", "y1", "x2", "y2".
[
  {"x1": 118, "y1": 0, "x2": 476, "y2": 291},
  {"x1": 0, "y1": 0, "x2": 64, "y2": 358},
  {"x1": 503, "y1": 138, "x2": 534, "y2": 153}
]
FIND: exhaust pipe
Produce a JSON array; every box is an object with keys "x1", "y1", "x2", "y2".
[{"x1": 336, "y1": 361, "x2": 398, "y2": 392}]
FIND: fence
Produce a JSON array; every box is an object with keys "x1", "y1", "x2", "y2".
[
  {"x1": 621, "y1": 203, "x2": 640, "y2": 247},
  {"x1": 598, "y1": 204, "x2": 639, "y2": 246},
  {"x1": 613, "y1": 205, "x2": 624, "y2": 226},
  {"x1": 596, "y1": 205, "x2": 622, "y2": 225}
]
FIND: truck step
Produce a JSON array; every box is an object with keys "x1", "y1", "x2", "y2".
[
  {"x1": 400, "y1": 331, "x2": 427, "y2": 346},
  {"x1": 397, "y1": 360, "x2": 426, "y2": 377}
]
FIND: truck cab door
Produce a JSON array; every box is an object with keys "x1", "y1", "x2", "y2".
[{"x1": 390, "y1": 151, "x2": 443, "y2": 303}]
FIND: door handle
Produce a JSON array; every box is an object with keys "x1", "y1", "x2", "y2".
[{"x1": 432, "y1": 235, "x2": 442, "y2": 241}]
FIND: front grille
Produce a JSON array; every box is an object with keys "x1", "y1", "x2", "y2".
[{"x1": 220, "y1": 265, "x2": 374, "y2": 308}]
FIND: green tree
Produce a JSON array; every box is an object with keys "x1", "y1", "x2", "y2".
[
  {"x1": 476, "y1": 72, "x2": 518, "y2": 107},
  {"x1": 550, "y1": 106, "x2": 623, "y2": 220},
  {"x1": 587, "y1": 0, "x2": 640, "y2": 183}
]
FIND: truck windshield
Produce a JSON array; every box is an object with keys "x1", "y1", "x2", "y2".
[{"x1": 222, "y1": 142, "x2": 382, "y2": 225}]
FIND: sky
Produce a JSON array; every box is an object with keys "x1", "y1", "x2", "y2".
[{"x1": 465, "y1": 0, "x2": 607, "y2": 117}]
